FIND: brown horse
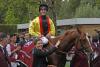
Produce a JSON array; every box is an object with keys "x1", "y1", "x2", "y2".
[{"x1": 47, "y1": 28, "x2": 93, "y2": 67}]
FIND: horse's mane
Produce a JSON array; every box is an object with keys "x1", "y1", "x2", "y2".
[{"x1": 48, "y1": 28, "x2": 79, "y2": 45}]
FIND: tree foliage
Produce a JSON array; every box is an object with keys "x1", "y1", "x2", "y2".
[
  {"x1": 0, "y1": 0, "x2": 8, "y2": 23},
  {"x1": 0, "y1": 0, "x2": 39, "y2": 24},
  {"x1": 75, "y1": 4, "x2": 100, "y2": 18},
  {"x1": 96, "y1": 0, "x2": 100, "y2": 8},
  {"x1": 0, "y1": 0, "x2": 100, "y2": 24},
  {"x1": 74, "y1": 0, "x2": 100, "y2": 18},
  {"x1": 4, "y1": 8, "x2": 19, "y2": 24}
]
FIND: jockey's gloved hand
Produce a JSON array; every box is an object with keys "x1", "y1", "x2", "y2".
[
  {"x1": 38, "y1": 35, "x2": 44, "y2": 38},
  {"x1": 40, "y1": 36, "x2": 49, "y2": 45}
]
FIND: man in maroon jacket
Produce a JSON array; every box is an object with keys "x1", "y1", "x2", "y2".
[{"x1": 0, "y1": 32, "x2": 9, "y2": 67}]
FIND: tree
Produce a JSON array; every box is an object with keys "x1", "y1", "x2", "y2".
[
  {"x1": 4, "y1": 8, "x2": 19, "y2": 24},
  {"x1": 3, "y1": 0, "x2": 39, "y2": 24},
  {"x1": 75, "y1": 4, "x2": 100, "y2": 18},
  {"x1": 1, "y1": 0, "x2": 100, "y2": 24},
  {"x1": 27, "y1": 0, "x2": 39, "y2": 20},
  {"x1": 0, "y1": 0, "x2": 8, "y2": 23},
  {"x1": 96, "y1": 0, "x2": 100, "y2": 8},
  {"x1": 10, "y1": 0, "x2": 29, "y2": 24},
  {"x1": 57, "y1": 0, "x2": 81, "y2": 19}
]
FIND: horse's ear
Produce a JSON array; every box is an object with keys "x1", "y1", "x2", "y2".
[{"x1": 76, "y1": 26, "x2": 82, "y2": 34}]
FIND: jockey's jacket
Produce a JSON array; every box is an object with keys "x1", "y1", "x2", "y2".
[{"x1": 29, "y1": 16, "x2": 55, "y2": 36}]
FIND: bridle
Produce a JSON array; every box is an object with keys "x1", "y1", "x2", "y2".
[
  {"x1": 55, "y1": 31, "x2": 92, "y2": 56},
  {"x1": 75, "y1": 34, "x2": 88, "y2": 52},
  {"x1": 75, "y1": 32, "x2": 93, "y2": 67}
]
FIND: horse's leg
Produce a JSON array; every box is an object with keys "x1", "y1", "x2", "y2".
[
  {"x1": 91, "y1": 56, "x2": 100, "y2": 67},
  {"x1": 48, "y1": 53, "x2": 66, "y2": 67},
  {"x1": 48, "y1": 53, "x2": 59, "y2": 66},
  {"x1": 57, "y1": 55, "x2": 66, "y2": 67}
]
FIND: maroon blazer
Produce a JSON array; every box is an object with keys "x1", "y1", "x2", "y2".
[{"x1": 0, "y1": 47, "x2": 9, "y2": 67}]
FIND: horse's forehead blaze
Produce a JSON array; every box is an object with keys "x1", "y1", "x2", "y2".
[{"x1": 80, "y1": 33, "x2": 93, "y2": 52}]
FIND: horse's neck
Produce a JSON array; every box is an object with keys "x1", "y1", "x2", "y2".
[{"x1": 49, "y1": 35, "x2": 63, "y2": 45}]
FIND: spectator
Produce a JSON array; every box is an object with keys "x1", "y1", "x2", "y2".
[
  {"x1": 0, "y1": 33, "x2": 9, "y2": 67},
  {"x1": 32, "y1": 38, "x2": 60, "y2": 67},
  {"x1": 6, "y1": 33, "x2": 21, "y2": 67}
]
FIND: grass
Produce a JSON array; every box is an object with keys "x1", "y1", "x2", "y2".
[{"x1": 65, "y1": 61, "x2": 70, "y2": 67}]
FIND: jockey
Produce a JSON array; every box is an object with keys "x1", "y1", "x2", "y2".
[{"x1": 29, "y1": 4, "x2": 55, "y2": 44}]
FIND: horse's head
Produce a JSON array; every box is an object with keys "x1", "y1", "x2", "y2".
[
  {"x1": 49, "y1": 28, "x2": 93, "y2": 54},
  {"x1": 76, "y1": 28, "x2": 93, "y2": 53}
]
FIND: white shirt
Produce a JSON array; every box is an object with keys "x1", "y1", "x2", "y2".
[
  {"x1": 6, "y1": 44, "x2": 11, "y2": 56},
  {"x1": 0, "y1": 44, "x2": 4, "y2": 53}
]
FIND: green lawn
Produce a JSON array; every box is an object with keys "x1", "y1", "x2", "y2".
[{"x1": 65, "y1": 62, "x2": 70, "y2": 67}]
